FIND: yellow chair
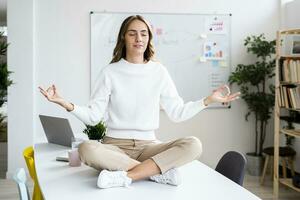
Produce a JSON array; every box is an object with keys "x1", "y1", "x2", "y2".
[{"x1": 23, "y1": 146, "x2": 44, "y2": 200}]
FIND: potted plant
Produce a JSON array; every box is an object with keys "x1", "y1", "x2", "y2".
[
  {"x1": 0, "y1": 29, "x2": 12, "y2": 178},
  {"x1": 0, "y1": 114, "x2": 7, "y2": 141},
  {"x1": 228, "y1": 34, "x2": 276, "y2": 175},
  {"x1": 83, "y1": 121, "x2": 106, "y2": 141},
  {"x1": 0, "y1": 30, "x2": 12, "y2": 143}
]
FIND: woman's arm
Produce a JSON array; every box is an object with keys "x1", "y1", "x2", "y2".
[
  {"x1": 203, "y1": 85, "x2": 240, "y2": 106},
  {"x1": 159, "y1": 67, "x2": 208, "y2": 122},
  {"x1": 39, "y1": 69, "x2": 112, "y2": 125},
  {"x1": 160, "y1": 67, "x2": 240, "y2": 122}
]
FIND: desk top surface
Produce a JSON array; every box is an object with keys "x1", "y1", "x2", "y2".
[{"x1": 34, "y1": 143, "x2": 260, "y2": 200}]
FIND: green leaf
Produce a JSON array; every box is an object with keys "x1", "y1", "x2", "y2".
[{"x1": 83, "y1": 121, "x2": 106, "y2": 141}]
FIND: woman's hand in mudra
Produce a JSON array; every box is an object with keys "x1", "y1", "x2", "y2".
[
  {"x1": 38, "y1": 85, "x2": 74, "y2": 111},
  {"x1": 204, "y1": 85, "x2": 240, "y2": 106},
  {"x1": 39, "y1": 84, "x2": 64, "y2": 104}
]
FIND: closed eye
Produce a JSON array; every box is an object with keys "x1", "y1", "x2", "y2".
[{"x1": 127, "y1": 30, "x2": 148, "y2": 36}]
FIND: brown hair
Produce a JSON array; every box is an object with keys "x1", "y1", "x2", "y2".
[{"x1": 110, "y1": 15, "x2": 155, "y2": 64}]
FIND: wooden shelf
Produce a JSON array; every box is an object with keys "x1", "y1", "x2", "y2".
[
  {"x1": 279, "y1": 178, "x2": 300, "y2": 192},
  {"x1": 280, "y1": 29, "x2": 300, "y2": 34},
  {"x1": 278, "y1": 55, "x2": 300, "y2": 59},
  {"x1": 274, "y1": 28, "x2": 300, "y2": 197},
  {"x1": 280, "y1": 129, "x2": 300, "y2": 137},
  {"x1": 279, "y1": 107, "x2": 300, "y2": 112},
  {"x1": 279, "y1": 81, "x2": 300, "y2": 86}
]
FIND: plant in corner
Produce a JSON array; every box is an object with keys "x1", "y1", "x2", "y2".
[
  {"x1": 83, "y1": 121, "x2": 106, "y2": 141},
  {"x1": 0, "y1": 31, "x2": 13, "y2": 142},
  {"x1": 228, "y1": 34, "x2": 276, "y2": 175}
]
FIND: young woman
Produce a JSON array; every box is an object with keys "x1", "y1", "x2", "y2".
[{"x1": 39, "y1": 15, "x2": 240, "y2": 189}]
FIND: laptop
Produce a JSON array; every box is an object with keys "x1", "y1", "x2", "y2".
[{"x1": 39, "y1": 115, "x2": 75, "y2": 147}]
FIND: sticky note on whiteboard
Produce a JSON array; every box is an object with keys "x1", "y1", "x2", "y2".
[
  {"x1": 200, "y1": 34, "x2": 207, "y2": 39},
  {"x1": 219, "y1": 61, "x2": 228, "y2": 67},
  {"x1": 211, "y1": 60, "x2": 219, "y2": 67},
  {"x1": 200, "y1": 57, "x2": 207, "y2": 62}
]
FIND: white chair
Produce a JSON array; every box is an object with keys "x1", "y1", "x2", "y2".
[{"x1": 13, "y1": 168, "x2": 30, "y2": 200}]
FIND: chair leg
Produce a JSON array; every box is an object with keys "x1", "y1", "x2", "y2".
[
  {"x1": 282, "y1": 157, "x2": 287, "y2": 179},
  {"x1": 33, "y1": 183, "x2": 44, "y2": 200},
  {"x1": 260, "y1": 155, "x2": 269, "y2": 185},
  {"x1": 288, "y1": 157, "x2": 295, "y2": 177},
  {"x1": 270, "y1": 156, "x2": 273, "y2": 181},
  {"x1": 281, "y1": 157, "x2": 291, "y2": 190}
]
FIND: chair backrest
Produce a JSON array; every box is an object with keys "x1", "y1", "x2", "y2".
[
  {"x1": 23, "y1": 146, "x2": 44, "y2": 200},
  {"x1": 13, "y1": 168, "x2": 30, "y2": 200},
  {"x1": 215, "y1": 151, "x2": 247, "y2": 186},
  {"x1": 23, "y1": 146, "x2": 36, "y2": 180}
]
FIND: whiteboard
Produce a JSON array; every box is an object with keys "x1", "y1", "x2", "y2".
[{"x1": 91, "y1": 12, "x2": 231, "y2": 108}]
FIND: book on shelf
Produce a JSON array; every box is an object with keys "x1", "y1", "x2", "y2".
[
  {"x1": 295, "y1": 87, "x2": 300, "y2": 108},
  {"x1": 280, "y1": 58, "x2": 300, "y2": 82},
  {"x1": 277, "y1": 87, "x2": 282, "y2": 107},
  {"x1": 282, "y1": 86, "x2": 290, "y2": 108},
  {"x1": 280, "y1": 86, "x2": 300, "y2": 109},
  {"x1": 296, "y1": 60, "x2": 300, "y2": 82},
  {"x1": 279, "y1": 85, "x2": 284, "y2": 107},
  {"x1": 287, "y1": 88, "x2": 295, "y2": 108}
]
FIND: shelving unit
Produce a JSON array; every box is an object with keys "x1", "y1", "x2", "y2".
[{"x1": 274, "y1": 29, "x2": 300, "y2": 197}]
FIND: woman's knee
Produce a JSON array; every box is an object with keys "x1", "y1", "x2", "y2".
[
  {"x1": 182, "y1": 136, "x2": 203, "y2": 159},
  {"x1": 78, "y1": 140, "x2": 100, "y2": 160}
]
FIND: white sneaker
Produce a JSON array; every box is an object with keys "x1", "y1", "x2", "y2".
[
  {"x1": 150, "y1": 168, "x2": 181, "y2": 186},
  {"x1": 97, "y1": 170, "x2": 132, "y2": 189}
]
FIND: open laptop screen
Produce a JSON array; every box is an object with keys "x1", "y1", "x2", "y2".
[{"x1": 39, "y1": 115, "x2": 74, "y2": 147}]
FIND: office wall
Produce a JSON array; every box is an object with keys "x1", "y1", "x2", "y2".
[
  {"x1": 283, "y1": 0, "x2": 300, "y2": 29},
  {"x1": 7, "y1": 0, "x2": 280, "y2": 177},
  {"x1": 7, "y1": 0, "x2": 35, "y2": 178}
]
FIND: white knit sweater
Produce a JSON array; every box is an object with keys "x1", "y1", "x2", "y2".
[{"x1": 71, "y1": 58, "x2": 207, "y2": 140}]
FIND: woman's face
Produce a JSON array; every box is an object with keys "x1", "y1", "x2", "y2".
[{"x1": 124, "y1": 19, "x2": 149, "y2": 57}]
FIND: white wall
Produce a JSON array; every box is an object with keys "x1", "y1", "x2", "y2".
[
  {"x1": 7, "y1": 0, "x2": 280, "y2": 177},
  {"x1": 7, "y1": 0, "x2": 35, "y2": 178},
  {"x1": 282, "y1": 0, "x2": 300, "y2": 29}
]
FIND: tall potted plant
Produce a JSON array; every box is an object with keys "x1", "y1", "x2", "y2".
[
  {"x1": 0, "y1": 30, "x2": 12, "y2": 142},
  {"x1": 229, "y1": 34, "x2": 276, "y2": 175}
]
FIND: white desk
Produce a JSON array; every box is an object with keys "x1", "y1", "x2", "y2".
[{"x1": 34, "y1": 143, "x2": 261, "y2": 200}]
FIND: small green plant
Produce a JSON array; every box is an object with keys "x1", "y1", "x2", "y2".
[
  {"x1": 229, "y1": 34, "x2": 276, "y2": 156},
  {"x1": 83, "y1": 121, "x2": 106, "y2": 141}
]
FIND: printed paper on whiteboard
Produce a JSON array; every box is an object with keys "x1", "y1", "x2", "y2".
[
  {"x1": 203, "y1": 42, "x2": 226, "y2": 60},
  {"x1": 205, "y1": 16, "x2": 227, "y2": 34}
]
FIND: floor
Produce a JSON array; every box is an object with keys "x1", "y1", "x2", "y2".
[
  {"x1": 1, "y1": 173, "x2": 300, "y2": 200},
  {"x1": 243, "y1": 174, "x2": 300, "y2": 200}
]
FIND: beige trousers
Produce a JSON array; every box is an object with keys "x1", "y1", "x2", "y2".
[{"x1": 78, "y1": 136, "x2": 202, "y2": 174}]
